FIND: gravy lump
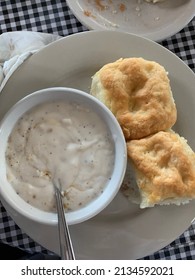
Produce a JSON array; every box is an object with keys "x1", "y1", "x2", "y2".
[{"x1": 6, "y1": 100, "x2": 115, "y2": 212}]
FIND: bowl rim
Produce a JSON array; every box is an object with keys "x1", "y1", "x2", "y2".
[{"x1": 0, "y1": 87, "x2": 127, "y2": 225}]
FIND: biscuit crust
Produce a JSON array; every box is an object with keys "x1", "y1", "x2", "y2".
[
  {"x1": 127, "y1": 131, "x2": 195, "y2": 208},
  {"x1": 91, "y1": 58, "x2": 177, "y2": 140}
]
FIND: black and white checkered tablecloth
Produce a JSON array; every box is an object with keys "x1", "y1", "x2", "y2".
[{"x1": 0, "y1": 0, "x2": 195, "y2": 260}]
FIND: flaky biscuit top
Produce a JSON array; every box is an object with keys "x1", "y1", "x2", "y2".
[
  {"x1": 127, "y1": 131, "x2": 195, "y2": 206},
  {"x1": 91, "y1": 58, "x2": 177, "y2": 140}
]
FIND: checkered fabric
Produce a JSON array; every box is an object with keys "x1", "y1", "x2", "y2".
[
  {"x1": 0, "y1": 202, "x2": 51, "y2": 255},
  {"x1": 0, "y1": 0, "x2": 195, "y2": 259},
  {"x1": 0, "y1": 0, "x2": 87, "y2": 35}
]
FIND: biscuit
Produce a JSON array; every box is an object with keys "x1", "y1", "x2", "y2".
[
  {"x1": 126, "y1": 130, "x2": 195, "y2": 208},
  {"x1": 90, "y1": 58, "x2": 177, "y2": 140}
]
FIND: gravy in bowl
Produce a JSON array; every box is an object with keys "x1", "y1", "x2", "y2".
[{"x1": 6, "y1": 100, "x2": 115, "y2": 212}]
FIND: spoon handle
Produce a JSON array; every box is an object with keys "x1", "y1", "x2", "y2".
[{"x1": 54, "y1": 182, "x2": 75, "y2": 260}]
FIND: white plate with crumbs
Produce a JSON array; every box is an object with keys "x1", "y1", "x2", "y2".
[
  {"x1": 66, "y1": 0, "x2": 195, "y2": 41},
  {"x1": 0, "y1": 31, "x2": 195, "y2": 259}
]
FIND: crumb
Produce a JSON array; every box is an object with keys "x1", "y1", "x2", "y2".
[
  {"x1": 119, "y1": 3, "x2": 126, "y2": 12},
  {"x1": 84, "y1": 10, "x2": 96, "y2": 18}
]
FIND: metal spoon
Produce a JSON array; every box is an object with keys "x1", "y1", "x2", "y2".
[{"x1": 53, "y1": 179, "x2": 75, "y2": 260}]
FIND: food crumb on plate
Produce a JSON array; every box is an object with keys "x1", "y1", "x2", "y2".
[{"x1": 83, "y1": 0, "x2": 162, "y2": 27}]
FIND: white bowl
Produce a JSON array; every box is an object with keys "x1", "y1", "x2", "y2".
[{"x1": 0, "y1": 87, "x2": 127, "y2": 225}]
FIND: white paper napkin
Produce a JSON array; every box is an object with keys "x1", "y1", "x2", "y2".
[{"x1": 0, "y1": 31, "x2": 61, "y2": 92}]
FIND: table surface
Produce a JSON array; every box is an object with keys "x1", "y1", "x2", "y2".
[{"x1": 0, "y1": 0, "x2": 195, "y2": 260}]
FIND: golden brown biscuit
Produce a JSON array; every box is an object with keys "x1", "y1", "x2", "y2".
[
  {"x1": 91, "y1": 58, "x2": 177, "y2": 140},
  {"x1": 126, "y1": 130, "x2": 195, "y2": 208}
]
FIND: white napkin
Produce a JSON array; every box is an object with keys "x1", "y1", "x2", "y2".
[{"x1": 0, "y1": 31, "x2": 61, "y2": 92}]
